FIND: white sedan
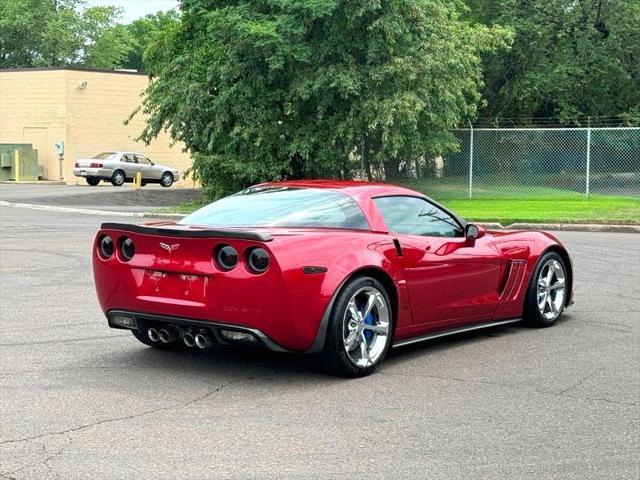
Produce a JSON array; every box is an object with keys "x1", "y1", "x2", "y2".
[{"x1": 73, "y1": 152, "x2": 180, "y2": 187}]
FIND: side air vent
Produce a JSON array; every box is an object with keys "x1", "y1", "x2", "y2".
[{"x1": 499, "y1": 260, "x2": 527, "y2": 301}]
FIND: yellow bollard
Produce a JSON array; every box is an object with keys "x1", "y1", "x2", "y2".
[
  {"x1": 133, "y1": 172, "x2": 142, "y2": 189},
  {"x1": 14, "y1": 150, "x2": 20, "y2": 182}
]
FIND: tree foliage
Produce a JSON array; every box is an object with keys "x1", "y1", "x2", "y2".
[
  {"x1": 0, "y1": 0, "x2": 132, "y2": 69},
  {"x1": 137, "y1": 0, "x2": 510, "y2": 197},
  {"x1": 468, "y1": 0, "x2": 640, "y2": 124},
  {"x1": 122, "y1": 10, "x2": 180, "y2": 73}
]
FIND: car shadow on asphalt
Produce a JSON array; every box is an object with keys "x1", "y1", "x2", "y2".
[
  {"x1": 385, "y1": 314, "x2": 573, "y2": 366},
  {"x1": 92, "y1": 315, "x2": 573, "y2": 381}
]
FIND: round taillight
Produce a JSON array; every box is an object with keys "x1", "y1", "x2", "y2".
[
  {"x1": 99, "y1": 235, "x2": 114, "y2": 259},
  {"x1": 120, "y1": 237, "x2": 135, "y2": 261},
  {"x1": 214, "y1": 245, "x2": 238, "y2": 271},
  {"x1": 247, "y1": 248, "x2": 270, "y2": 274}
]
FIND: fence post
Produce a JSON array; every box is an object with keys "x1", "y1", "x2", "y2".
[
  {"x1": 585, "y1": 117, "x2": 591, "y2": 198},
  {"x1": 360, "y1": 138, "x2": 365, "y2": 180},
  {"x1": 468, "y1": 123, "x2": 474, "y2": 199}
]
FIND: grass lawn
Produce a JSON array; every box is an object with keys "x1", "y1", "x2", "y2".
[
  {"x1": 441, "y1": 197, "x2": 640, "y2": 225},
  {"x1": 164, "y1": 196, "x2": 640, "y2": 225}
]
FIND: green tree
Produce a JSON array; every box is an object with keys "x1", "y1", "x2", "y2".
[
  {"x1": 123, "y1": 10, "x2": 180, "y2": 73},
  {"x1": 469, "y1": 0, "x2": 640, "y2": 124},
  {"x1": 137, "y1": 0, "x2": 510, "y2": 197},
  {"x1": 0, "y1": 0, "x2": 132, "y2": 69}
]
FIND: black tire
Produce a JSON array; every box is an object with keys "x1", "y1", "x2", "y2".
[
  {"x1": 523, "y1": 251, "x2": 568, "y2": 327},
  {"x1": 140, "y1": 182, "x2": 147, "y2": 187},
  {"x1": 160, "y1": 172, "x2": 174, "y2": 188},
  {"x1": 320, "y1": 276, "x2": 394, "y2": 377},
  {"x1": 111, "y1": 170, "x2": 126, "y2": 187},
  {"x1": 131, "y1": 328, "x2": 181, "y2": 350},
  {"x1": 86, "y1": 176, "x2": 100, "y2": 186}
]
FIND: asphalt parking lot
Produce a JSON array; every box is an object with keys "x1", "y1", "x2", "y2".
[
  {"x1": 0, "y1": 183, "x2": 201, "y2": 213},
  {"x1": 0, "y1": 205, "x2": 638, "y2": 479}
]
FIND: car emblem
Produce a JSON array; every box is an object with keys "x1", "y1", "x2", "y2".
[{"x1": 160, "y1": 242, "x2": 180, "y2": 253}]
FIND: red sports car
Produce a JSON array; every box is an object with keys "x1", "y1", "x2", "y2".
[{"x1": 94, "y1": 181, "x2": 573, "y2": 376}]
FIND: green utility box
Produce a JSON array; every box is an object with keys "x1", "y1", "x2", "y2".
[{"x1": 0, "y1": 144, "x2": 39, "y2": 181}]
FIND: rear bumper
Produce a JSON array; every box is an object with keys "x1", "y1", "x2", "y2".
[
  {"x1": 73, "y1": 167, "x2": 113, "y2": 178},
  {"x1": 107, "y1": 309, "x2": 293, "y2": 352}
]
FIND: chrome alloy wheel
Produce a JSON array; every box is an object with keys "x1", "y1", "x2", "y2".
[
  {"x1": 537, "y1": 259, "x2": 566, "y2": 321},
  {"x1": 343, "y1": 286, "x2": 390, "y2": 368}
]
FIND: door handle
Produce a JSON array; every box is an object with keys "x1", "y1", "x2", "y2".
[{"x1": 424, "y1": 245, "x2": 431, "y2": 251}]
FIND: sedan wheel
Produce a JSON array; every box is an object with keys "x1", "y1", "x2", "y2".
[
  {"x1": 524, "y1": 252, "x2": 568, "y2": 327},
  {"x1": 111, "y1": 170, "x2": 125, "y2": 187},
  {"x1": 160, "y1": 172, "x2": 174, "y2": 187},
  {"x1": 321, "y1": 276, "x2": 393, "y2": 377}
]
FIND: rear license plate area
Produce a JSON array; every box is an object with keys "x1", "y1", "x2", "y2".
[{"x1": 142, "y1": 270, "x2": 208, "y2": 302}]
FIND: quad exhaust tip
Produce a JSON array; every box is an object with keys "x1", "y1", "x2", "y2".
[
  {"x1": 158, "y1": 328, "x2": 178, "y2": 344},
  {"x1": 195, "y1": 331, "x2": 213, "y2": 349},
  {"x1": 149, "y1": 326, "x2": 212, "y2": 348},
  {"x1": 183, "y1": 332, "x2": 196, "y2": 348},
  {"x1": 147, "y1": 328, "x2": 160, "y2": 342}
]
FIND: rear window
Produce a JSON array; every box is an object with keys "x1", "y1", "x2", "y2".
[
  {"x1": 180, "y1": 187, "x2": 370, "y2": 230},
  {"x1": 92, "y1": 152, "x2": 116, "y2": 160}
]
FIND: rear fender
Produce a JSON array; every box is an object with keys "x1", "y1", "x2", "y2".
[{"x1": 286, "y1": 238, "x2": 407, "y2": 353}]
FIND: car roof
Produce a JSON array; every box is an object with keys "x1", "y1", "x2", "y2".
[{"x1": 261, "y1": 180, "x2": 424, "y2": 200}]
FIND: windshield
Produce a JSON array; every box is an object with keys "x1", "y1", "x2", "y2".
[
  {"x1": 92, "y1": 152, "x2": 117, "y2": 160},
  {"x1": 180, "y1": 187, "x2": 370, "y2": 230}
]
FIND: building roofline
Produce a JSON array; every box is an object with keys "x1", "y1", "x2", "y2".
[{"x1": 0, "y1": 67, "x2": 148, "y2": 76}]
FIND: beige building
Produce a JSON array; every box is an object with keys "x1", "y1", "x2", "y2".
[{"x1": 0, "y1": 67, "x2": 193, "y2": 185}]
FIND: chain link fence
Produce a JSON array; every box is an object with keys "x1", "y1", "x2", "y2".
[{"x1": 383, "y1": 127, "x2": 640, "y2": 199}]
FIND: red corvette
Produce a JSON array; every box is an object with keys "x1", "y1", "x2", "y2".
[{"x1": 94, "y1": 181, "x2": 573, "y2": 376}]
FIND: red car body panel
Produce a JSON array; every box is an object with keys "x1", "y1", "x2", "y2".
[{"x1": 93, "y1": 181, "x2": 573, "y2": 351}]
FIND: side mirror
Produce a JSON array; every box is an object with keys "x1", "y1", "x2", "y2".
[
  {"x1": 465, "y1": 224, "x2": 480, "y2": 240},
  {"x1": 464, "y1": 224, "x2": 484, "y2": 245}
]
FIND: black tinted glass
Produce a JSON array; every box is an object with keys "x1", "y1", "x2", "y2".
[
  {"x1": 181, "y1": 187, "x2": 370, "y2": 230},
  {"x1": 374, "y1": 196, "x2": 463, "y2": 237}
]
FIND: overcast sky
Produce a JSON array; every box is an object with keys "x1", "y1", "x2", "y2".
[{"x1": 84, "y1": 0, "x2": 180, "y2": 23}]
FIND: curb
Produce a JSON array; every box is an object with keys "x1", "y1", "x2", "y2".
[
  {"x1": 0, "y1": 201, "x2": 186, "y2": 220},
  {"x1": 0, "y1": 181, "x2": 67, "y2": 185},
  {"x1": 477, "y1": 222, "x2": 640, "y2": 234},
  {"x1": 1, "y1": 200, "x2": 638, "y2": 232}
]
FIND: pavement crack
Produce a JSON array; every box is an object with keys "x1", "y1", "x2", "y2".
[
  {"x1": 0, "y1": 334, "x2": 127, "y2": 348},
  {"x1": 558, "y1": 369, "x2": 600, "y2": 394},
  {"x1": 0, "y1": 377, "x2": 252, "y2": 447},
  {"x1": 390, "y1": 371, "x2": 638, "y2": 407}
]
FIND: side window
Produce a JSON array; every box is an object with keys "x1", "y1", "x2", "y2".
[
  {"x1": 373, "y1": 196, "x2": 463, "y2": 237},
  {"x1": 136, "y1": 155, "x2": 152, "y2": 165},
  {"x1": 122, "y1": 154, "x2": 137, "y2": 163}
]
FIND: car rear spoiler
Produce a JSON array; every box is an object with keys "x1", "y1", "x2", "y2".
[{"x1": 101, "y1": 222, "x2": 273, "y2": 242}]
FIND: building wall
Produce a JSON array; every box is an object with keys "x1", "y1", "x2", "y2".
[
  {"x1": 0, "y1": 70, "x2": 66, "y2": 180},
  {"x1": 0, "y1": 68, "x2": 194, "y2": 186}
]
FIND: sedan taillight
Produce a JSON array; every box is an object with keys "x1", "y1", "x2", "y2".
[
  {"x1": 74, "y1": 162, "x2": 79, "y2": 168},
  {"x1": 89, "y1": 162, "x2": 103, "y2": 168}
]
